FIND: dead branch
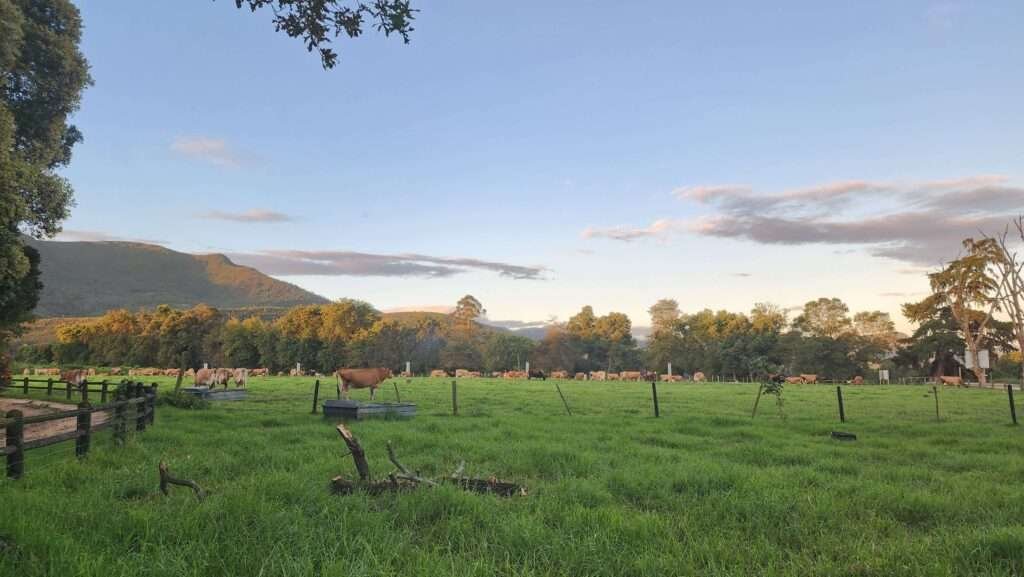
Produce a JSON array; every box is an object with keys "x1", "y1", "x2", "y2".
[
  {"x1": 336, "y1": 424, "x2": 370, "y2": 481},
  {"x1": 329, "y1": 428, "x2": 524, "y2": 497},
  {"x1": 158, "y1": 461, "x2": 206, "y2": 501}
]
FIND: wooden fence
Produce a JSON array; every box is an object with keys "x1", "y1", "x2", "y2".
[{"x1": 0, "y1": 380, "x2": 157, "y2": 479}]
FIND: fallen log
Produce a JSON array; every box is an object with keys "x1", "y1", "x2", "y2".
[
  {"x1": 159, "y1": 460, "x2": 206, "y2": 501},
  {"x1": 329, "y1": 426, "x2": 526, "y2": 497}
]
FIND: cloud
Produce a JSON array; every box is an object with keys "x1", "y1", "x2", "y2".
[
  {"x1": 581, "y1": 219, "x2": 689, "y2": 242},
  {"x1": 170, "y1": 136, "x2": 245, "y2": 167},
  {"x1": 672, "y1": 175, "x2": 1024, "y2": 266},
  {"x1": 54, "y1": 229, "x2": 168, "y2": 245},
  {"x1": 229, "y1": 250, "x2": 548, "y2": 280},
  {"x1": 197, "y1": 209, "x2": 294, "y2": 223},
  {"x1": 731, "y1": 272, "x2": 753, "y2": 278},
  {"x1": 672, "y1": 184, "x2": 751, "y2": 202}
]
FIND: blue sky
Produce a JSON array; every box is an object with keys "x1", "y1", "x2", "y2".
[{"x1": 59, "y1": 1, "x2": 1024, "y2": 330}]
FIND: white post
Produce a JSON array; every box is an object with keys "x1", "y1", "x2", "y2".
[
  {"x1": 667, "y1": 362, "x2": 673, "y2": 377},
  {"x1": 297, "y1": 362, "x2": 302, "y2": 376},
  {"x1": 203, "y1": 362, "x2": 208, "y2": 370},
  {"x1": 406, "y1": 361, "x2": 411, "y2": 376},
  {"x1": 525, "y1": 362, "x2": 530, "y2": 375}
]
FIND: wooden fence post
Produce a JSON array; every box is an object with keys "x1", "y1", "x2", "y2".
[
  {"x1": 113, "y1": 388, "x2": 127, "y2": 446},
  {"x1": 46, "y1": 378, "x2": 53, "y2": 397},
  {"x1": 932, "y1": 385, "x2": 941, "y2": 422},
  {"x1": 101, "y1": 380, "x2": 109, "y2": 403},
  {"x1": 451, "y1": 380, "x2": 458, "y2": 416},
  {"x1": 651, "y1": 381, "x2": 660, "y2": 418},
  {"x1": 148, "y1": 384, "x2": 158, "y2": 425},
  {"x1": 5, "y1": 410, "x2": 24, "y2": 479},
  {"x1": 80, "y1": 382, "x2": 89, "y2": 403},
  {"x1": 836, "y1": 386, "x2": 846, "y2": 423},
  {"x1": 65, "y1": 380, "x2": 71, "y2": 400},
  {"x1": 751, "y1": 384, "x2": 764, "y2": 418},
  {"x1": 1008, "y1": 385, "x2": 1018, "y2": 426},
  {"x1": 76, "y1": 402, "x2": 92, "y2": 458},
  {"x1": 22, "y1": 377, "x2": 28, "y2": 395},
  {"x1": 135, "y1": 383, "x2": 147, "y2": 432},
  {"x1": 311, "y1": 379, "x2": 320, "y2": 414}
]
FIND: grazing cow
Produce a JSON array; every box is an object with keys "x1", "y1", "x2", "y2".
[
  {"x1": 938, "y1": 375, "x2": 963, "y2": 386},
  {"x1": 164, "y1": 368, "x2": 180, "y2": 377},
  {"x1": 799, "y1": 374, "x2": 818, "y2": 384},
  {"x1": 22, "y1": 368, "x2": 30, "y2": 376},
  {"x1": 692, "y1": 371, "x2": 706, "y2": 382},
  {"x1": 851, "y1": 375, "x2": 864, "y2": 385},
  {"x1": 574, "y1": 372, "x2": 587, "y2": 380},
  {"x1": 185, "y1": 368, "x2": 196, "y2": 378},
  {"x1": 640, "y1": 371, "x2": 658, "y2": 382},
  {"x1": 619, "y1": 371, "x2": 642, "y2": 381},
  {"x1": 194, "y1": 368, "x2": 217, "y2": 388},
  {"x1": 455, "y1": 369, "x2": 472, "y2": 378},
  {"x1": 550, "y1": 371, "x2": 569, "y2": 379},
  {"x1": 109, "y1": 367, "x2": 122, "y2": 376},
  {"x1": 251, "y1": 368, "x2": 269, "y2": 377},
  {"x1": 591, "y1": 371, "x2": 607, "y2": 381},
  {"x1": 232, "y1": 368, "x2": 248, "y2": 388},
  {"x1": 528, "y1": 370, "x2": 546, "y2": 380},
  {"x1": 61, "y1": 369, "x2": 88, "y2": 387},
  {"x1": 336, "y1": 367, "x2": 392, "y2": 400},
  {"x1": 607, "y1": 372, "x2": 620, "y2": 381},
  {"x1": 430, "y1": 369, "x2": 447, "y2": 378},
  {"x1": 785, "y1": 376, "x2": 804, "y2": 384},
  {"x1": 503, "y1": 370, "x2": 527, "y2": 379}
]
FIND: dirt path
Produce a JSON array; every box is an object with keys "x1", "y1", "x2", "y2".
[{"x1": 0, "y1": 398, "x2": 110, "y2": 448}]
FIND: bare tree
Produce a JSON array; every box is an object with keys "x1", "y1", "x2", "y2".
[{"x1": 986, "y1": 216, "x2": 1024, "y2": 386}]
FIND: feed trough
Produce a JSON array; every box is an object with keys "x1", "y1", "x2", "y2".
[
  {"x1": 322, "y1": 399, "x2": 416, "y2": 420},
  {"x1": 181, "y1": 387, "x2": 248, "y2": 401}
]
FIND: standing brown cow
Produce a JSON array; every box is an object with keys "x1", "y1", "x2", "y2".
[
  {"x1": 336, "y1": 368, "x2": 392, "y2": 400},
  {"x1": 61, "y1": 369, "x2": 88, "y2": 387},
  {"x1": 194, "y1": 368, "x2": 217, "y2": 388}
]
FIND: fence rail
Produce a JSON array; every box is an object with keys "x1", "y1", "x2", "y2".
[{"x1": 1, "y1": 381, "x2": 157, "y2": 479}]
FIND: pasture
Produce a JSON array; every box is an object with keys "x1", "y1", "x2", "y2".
[{"x1": 1, "y1": 377, "x2": 1023, "y2": 576}]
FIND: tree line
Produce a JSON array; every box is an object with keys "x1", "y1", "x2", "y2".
[{"x1": 14, "y1": 285, "x2": 1022, "y2": 381}]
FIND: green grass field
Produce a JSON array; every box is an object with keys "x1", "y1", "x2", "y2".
[{"x1": 2, "y1": 377, "x2": 1023, "y2": 576}]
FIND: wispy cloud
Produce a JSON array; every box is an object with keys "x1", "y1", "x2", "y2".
[
  {"x1": 581, "y1": 219, "x2": 689, "y2": 242},
  {"x1": 197, "y1": 209, "x2": 294, "y2": 223},
  {"x1": 54, "y1": 229, "x2": 168, "y2": 245},
  {"x1": 170, "y1": 136, "x2": 245, "y2": 168},
  {"x1": 229, "y1": 250, "x2": 548, "y2": 280},
  {"x1": 381, "y1": 305, "x2": 455, "y2": 314}
]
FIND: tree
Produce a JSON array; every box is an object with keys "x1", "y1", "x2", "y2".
[
  {"x1": 482, "y1": 333, "x2": 535, "y2": 373},
  {"x1": 793, "y1": 298, "x2": 852, "y2": 338},
  {"x1": 232, "y1": 0, "x2": 416, "y2": 69},
  {"x1": 648, "y1": 299, "x2": 680, "y2": 336},
  {"x1": 451, "y1": 295, "x2": 484, "y2": 336},
  {"x1": 531, "y1": 326, "x2": 578, "y2": 372},
  {"x1": 985, "y1": 216, "x2": 1024, "y2": 386},
  {"x1": 904, "y1": 239, "x2": 1001, "y2": 385},
  {"x1": 750, "y1": 302, "x2": 787, "y2": 334},
  {"x1": 1, "y1": 0, "x2": 91, "y2": 355},
  {"x1": 566, "y1": 306, "x2": 597, "y2": 340}
]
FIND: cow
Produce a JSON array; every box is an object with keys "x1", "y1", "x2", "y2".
[
  {"x1": 640, "y1": 371, "x2": 659, "y2": 382},
  {"x1": 528, "y1": 370, "x2": 546, "y2": 380},
  {"x1": 455, "y1": 369, "x2": 472, "y2": 378},
  {"x1": 194, "y1": 368, "x2": 218, "y2": 388},
  {"x1": 606, "y1": 372, "x2": 620, "y2": 381},
  {"x1": 551, "y1": 371, "x2": 569, "y2": 379},
  {"x1": 232, "y1": 368, "x2": 248, "y2": 388},
  {"x1": 61, "y1": 369, "x2": 88, "y2": 387},
  {"x1": 692, "y1": 371, "x2": 706, "y2": 382},
  {"x1": 785, "y1": 376, "x2": 804, "y2": 384},
  {"x1": 799, "y1": 374, "x2": 818, "y2": 384},
  {"x1": 851, "y1": 375, "x2": 864, "y2": 385},
  {"x1": 22, "y1": 368, "x2": 29, "y2": 376},
  {"x1": 215, "y1": 368, "x2": 232, "y2": 388},
  {"x1": 251, "y1": 368, "x2": 269, "y2": 377},
  {"x1": 336, "y1": 367, "x2": 392, "y2": 400},
  {"x1": 620, "y1": 371, "x2": 642, "y2": 381},
  {"x1": 109, "y1": 367, "x2": 122, "y2": 376},
  {"x1": 574, "y1": 372, "x2": 587, "y2": 380},
  {"x1": 938, "y1": 375, "x2": 963, "y2": 387},
  {"x1": 164, "y1": 368, "x2": 180, "y2": 377},
  {"x1": 590, "y1": 371, "x2": 607, "y2": 381},
  {"x1": 430, "y1": 369, "x2": 447, "y2": 378}
]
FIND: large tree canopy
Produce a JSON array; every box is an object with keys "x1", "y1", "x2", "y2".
[
  {"x1": 0, "y1": 0, "x2": 91, "y2": 345},
  {"x1": 233, "y1": 0, "x2": 416, "y2": 69}
]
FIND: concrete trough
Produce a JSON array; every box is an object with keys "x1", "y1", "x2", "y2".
[
  {"x1": 322, "y1": 399, "x2": 416, "y2": 420},
  {"x1": 181, "y1": 387, "x2": 248, "y2": 401}
]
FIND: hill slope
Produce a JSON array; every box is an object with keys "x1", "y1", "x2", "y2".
[{"x1": 26, "y1": 238, "x2": 329, "y2": 316}]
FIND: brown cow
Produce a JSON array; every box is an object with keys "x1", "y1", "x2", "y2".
[
  {"x1": 550, "y1": 371, "x2": 569, "y2": 379},
  {"x1": 61, "y1": 369, "x2": 88, "y2": 387},
  {"x1": 232, "y1": 368, "x2": 248, "y2": 388},
  {"x1": 336, "y1": 368, "x2": 392, "y2": 400},
  {"x1": 194, "y1": 368, "x2": 217, "y2": 388},
  {"x1": 574, "y1": 372, "x2": 587, "y2": 380},
  {"x1": 590, "y1": 371, "x2": 607, "y2": 381},
  {"x1": 430, "y1": 369, "x2": 447, "y2": 378},
  {"x1": 851, "y1": 375, "x2": 864, "y2": 385},
  {"x1": 620, "y1": 371, "x2": 642, "y2": 381},
  {"x1": 799, "y1": 374, "x2": 818, "y2": 384},
  {"x1": 938, "y1": 375, "x2": 963, "y2": 387},
  {"x1": 692, "y1": 371, "x2": 706, "y2": 382}
]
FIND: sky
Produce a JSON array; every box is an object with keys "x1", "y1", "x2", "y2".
[{"x1": 57, "y1": 1, "x2": 1024, "y2": 332}]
